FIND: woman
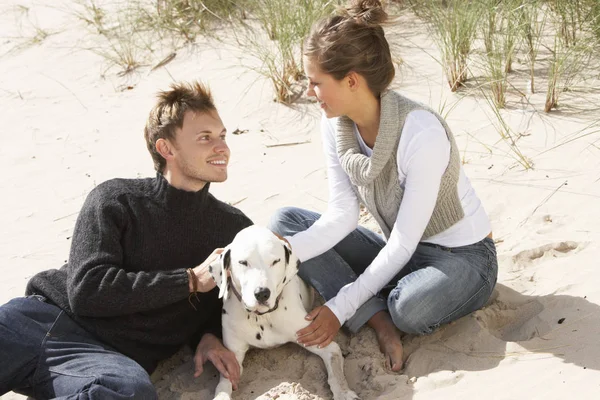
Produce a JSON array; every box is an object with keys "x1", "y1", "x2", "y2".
[{"x1": 269, "y1": 0, "x2": 498, "y2": 371}]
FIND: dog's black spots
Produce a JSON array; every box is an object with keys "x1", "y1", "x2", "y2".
[
  {"x1": 220, "y1": 271, "x2": 222, "y2": 277},
  {"x1": 282, "y1": 276, "x2": 286, "y2": 284},
  {"x1": 284, "y1": 244, "x2": 291, "y2": 265},
  {"x1": 270, "y1": 324, "x2": 273, "y2": 328},
  {"x1": 299, "y1": 294, "x2": 303, "y2": 300},
  {"x1": 223, "y1": 249, "x2": 231, "y2": 270},
  {"x1": 260, "y1": 325, "x2": 264, "y2": 331},
  {"x1": 256, "y1": 333, "x2": 261, "y2": 340},
  {"x1": 222, "y1": 309, "x2": 227, "y2": 314},
  {"x1": 285, "y1": 307, "x2": 287, "y2": 311},
  {"x1": 558, "y1": 317, "x2": 566, "y2": 324},
  {"x1": 296, "y1": 259, "x2": 301, "y2": 269},
  {"x1": 255, "y1": 316, "x2": 258, "y2": 322},
  {"x1": 208, "y1": 265, "x2": 213, "y2": 273},
  {"x1": 211, "y1": 276, "x2": 215, "y2": 281},
  {"x1": 247, "y1": 314, "x2": 250, "y2": 320}
]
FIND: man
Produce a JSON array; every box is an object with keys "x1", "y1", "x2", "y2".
[{"x1": 0, "y1": 81, "x2": 252, "y2": 399}]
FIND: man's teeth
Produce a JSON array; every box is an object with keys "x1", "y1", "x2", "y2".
[{"x1": 209, "y1": 160, "x2": 226, "y2": 165}]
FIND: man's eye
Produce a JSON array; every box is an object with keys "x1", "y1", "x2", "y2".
[
  {"x1": 220, "y1": 135, "x2": 227, "y2": 140},
  {"x1": 200, "y1": 136, "x2": 210, "y2": 141}
]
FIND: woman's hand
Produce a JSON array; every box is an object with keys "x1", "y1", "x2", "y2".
[{"x1": 296, "y1": 305, "x2": 341, "y2": 348}]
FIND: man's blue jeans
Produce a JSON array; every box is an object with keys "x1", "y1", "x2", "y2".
[
  {"x1": 269, "y1": 207, "x2": 498, "y2": 335},
  {"x1": 0, "y1": 295, "x2": 157, "y2": 399}
]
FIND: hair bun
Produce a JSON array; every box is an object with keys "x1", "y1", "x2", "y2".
[{"x1": 342, "y1": 0, "x2": 388, "y2": 26}]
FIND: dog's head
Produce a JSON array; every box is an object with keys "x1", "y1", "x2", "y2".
[{"x1": 209, "y1": 225, "x2": 300, "y2": 314}]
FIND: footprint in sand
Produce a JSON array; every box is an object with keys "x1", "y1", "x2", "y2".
[
  {"x1": 478, "y1": 242, "x2": 581, "y2": 342},
  {"x1": 510, "y1": 241, "x2": 580, "y2": 271},
  {"x1": 412, "y1": 371, "x2": 465, "y2": 391},
  {"x1": 476, "y1": 290, "x2": 548, "y2": 342}
]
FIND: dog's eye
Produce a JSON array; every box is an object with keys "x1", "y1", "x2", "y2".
[
  {"x1": 271, "y1": 259, "x2": 281, "y2": 266},
  {"x1": 239, "y1": 260, "x2": 248, "y2": 266}
]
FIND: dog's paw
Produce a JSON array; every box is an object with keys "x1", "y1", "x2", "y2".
[{"x1": 213, "y1": 393, "x2": 232, "y2": 400}]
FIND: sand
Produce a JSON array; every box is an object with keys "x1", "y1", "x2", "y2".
[{"x1": 1, "y1": 1, "x2": 599, "y2": 399}]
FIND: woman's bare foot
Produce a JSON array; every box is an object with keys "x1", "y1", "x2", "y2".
[{"x1": 367, "y1": 311, "x2": 404, "y2": 371}]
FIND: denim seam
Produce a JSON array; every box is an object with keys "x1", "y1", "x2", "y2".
[
  {"x1": 29, "y1": 310, "x2": 85, "y2": 398},
  {"x1": 278, "y1": 219, "x2": 304, "y2": 230},
  {"x1": 278, "y1": 217, "x2": 315, "y2": 231},
  {"x1": 481, "y1": 241, "x2": 497, "y2": 285},
  {"x1": 44, "y1": 369, "x2": 99, "y2": 379}
]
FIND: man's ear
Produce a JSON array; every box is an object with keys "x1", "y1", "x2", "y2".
[
  {"x1": 209, "y1": 247, "x2": 231, "y2": 300},
  {"x1": 156, "y1": 138, "x2": 174, "y2": 160}
]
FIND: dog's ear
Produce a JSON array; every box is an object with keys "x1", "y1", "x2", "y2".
[
  {"x1": 284, "y1": 244, "x2": 291, "y2": 266},
  {"x1": 279, "y1": 241, "x2": 300, "y2": 289},
  {"x1": 209, "y1": 247, "x2": 231, "y2": 300}
]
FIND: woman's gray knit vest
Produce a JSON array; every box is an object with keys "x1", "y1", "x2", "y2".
[{"x1": 336, "y1": 90, "x2": 464, "y2": 240}]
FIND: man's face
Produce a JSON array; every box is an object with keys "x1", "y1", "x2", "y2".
[{"x1": 168, "y1": 110, "x2": 230, "y2": 191}]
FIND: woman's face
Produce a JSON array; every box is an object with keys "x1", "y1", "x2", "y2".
[{"x1": 303, "y1": 56, "x2": 351, "y2": 118}]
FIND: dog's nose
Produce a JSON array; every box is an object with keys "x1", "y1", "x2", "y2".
[{"x1": 254, "y1": 287, "x2": 271, "y2": 303}]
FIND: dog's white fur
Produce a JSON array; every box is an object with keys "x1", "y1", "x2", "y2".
[{"x1": 208, "y1": 225, "x2": 359, "y2": 400}]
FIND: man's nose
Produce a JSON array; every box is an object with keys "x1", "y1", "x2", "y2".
[
  {"x1": 214, "y1": 140, "x2": 229, "y2": 154},
  {"x1": 254, "y1": 287, "x2": 271, "y2": 303}
]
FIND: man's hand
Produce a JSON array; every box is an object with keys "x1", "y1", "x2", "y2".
[
  {"x1": 190, "y1": 248, "x2": 224, "y2": 293},
  {"x1": 194, "y1": 333, "x2": 240, "y2": 390},
  {"x1": 296, "y1": 305, "x2": 341, "y2": 348}
]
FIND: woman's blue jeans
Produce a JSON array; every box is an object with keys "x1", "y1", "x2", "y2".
[
  {"x1": 269, "y1": 206, "x2": 498, "y2": 335},
  {"x1": 0, "y1": 295, "x2": 157, "y2": 399}
]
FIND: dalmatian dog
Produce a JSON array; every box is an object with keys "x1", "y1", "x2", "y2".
[{"x1": 208, "y1": 225, "x2": 359, "y2": 400}]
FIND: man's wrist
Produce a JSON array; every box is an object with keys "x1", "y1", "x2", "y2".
[
  {"x1": 199, "y1": 332, "x2": 219, "y2": 348},
  {"x1": 186, "y1": 268, "x2": 197, "y2": 293}
]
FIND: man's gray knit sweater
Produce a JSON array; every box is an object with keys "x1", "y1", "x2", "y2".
[{"x1": 26, "y1": 174, "x2": 253, "y2": 373}]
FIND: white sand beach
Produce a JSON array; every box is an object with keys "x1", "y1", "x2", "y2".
[{"x1": 1, "y1": 1, "x2": 599, "y2": 399}]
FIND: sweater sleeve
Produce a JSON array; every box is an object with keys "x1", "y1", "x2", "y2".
[
  {"x1": 187, "y1": 289, "x2": 224, "y2": 350},
  {"x1": 325, "y1": 110, "x2": 451, "y2": 324},
  {"x1": 287, "y1": 116, "x2": 360, "y2": 261},
  {"x1": 66, "y1": 186, "x2": 190, "y2": 317}
]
